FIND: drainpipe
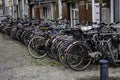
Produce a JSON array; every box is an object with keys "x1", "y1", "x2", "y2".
[{"x1": 2, "y1": 0, "x2": 6, "y2": 15}]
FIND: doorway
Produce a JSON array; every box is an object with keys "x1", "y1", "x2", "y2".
[{"x1": 70, "y1": 3, "x2": 79, "y2": 27}]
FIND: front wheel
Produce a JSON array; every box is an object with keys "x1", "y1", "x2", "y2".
[{"x1": 28, "y1": 36, "x2": 47, "y2": 59}]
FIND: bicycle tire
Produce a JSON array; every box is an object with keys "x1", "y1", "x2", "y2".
[
  {"x1": 58, "y1": 41, "x2": 73, "y2": 67},
  {"x1": 45, "y1": 36, "x2": 56, "y2": 59},
  {"x1": 2, "y1": 27, "x2": 11, "y2": 39},
  {"x1": 51, "y1": 38, "x2": 62, "y2": 60},
  {"x1": 106, "y1": 36, "x2": 120, "y2": 66},
  {"x1": 16, "y1": 30, "x2": 23, "y2": 41},
  {"x1": 10, "y1": 28, "x2": 17, "y2": 39},
  {"x1": 23, "y1": 31, "x2": 32, "y2": 45},
  {"x1": 66, "y1": 41, "x2": 92, "y2": 71},
  {"x1": 28, "y1": 36, "x2": 47, "y2": 59}
]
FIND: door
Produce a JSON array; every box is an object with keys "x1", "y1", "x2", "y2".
[
  {"x1": 42, "y1": 3, "x2": 52, "y2": 19},
  {"x1": 71, "y1": 9, "x2": 79, "y2": 27},
  {"x1": 70, "y1": 3, "x2": 79, "y2": 27}
]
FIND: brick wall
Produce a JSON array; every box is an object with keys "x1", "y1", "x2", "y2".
[
  {"x1": 62, "y1": 2, "x2": 70, "y2": 20},
  {"x1": 62, "y1": 0, "x2": 92, "y2": 23},
  {"x1": 78, "y1": 1, "x2": 92, "y2": 23},
  {"x1": 79, "y1": 1, "x2": 86, "y2": 22},
  {"x1": 34, "y1": 5, "x2": 41, "y2": 19}
]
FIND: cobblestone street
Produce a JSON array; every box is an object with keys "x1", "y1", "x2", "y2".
[{"x1": 0, "y1": 33, "x2": 120, "y2": 80}]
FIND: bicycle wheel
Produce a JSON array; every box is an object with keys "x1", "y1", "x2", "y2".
[
  {"x1": 58, "y1": 40, "x2": 73, "y2": 67},
  {"x1": 45, "y1": 36, "x2": 56, "y2": 59},
  {"x1": 10, "y1": 28, "x2": 17, "y2": 39},
  {"x1": 66, "y1": 42, "x2": 92, "y2": 71},
  {"x1": 16, "y1": 30, "x2": 23, "y2": 41},
  {"x1": 106, "y1": 36, "x2": 120, "y2": 66},
  {"x1": 28, "y1": 36, "x2": 47, "y2": 59},
  {"x1": 23, "y1": 31, "x2": 32, "y2": 45},
  {"x1": 51, "y1": 38, "x2": 62, "y2": 60},
  {"x1": 2, "y1": 27, "x2": 11, "y2": 39}
]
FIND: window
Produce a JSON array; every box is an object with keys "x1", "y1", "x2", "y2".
[
  {"x1": 43, "y1": 7, "x2": 52, "y2": 19},
  {"x1": 71, "y1": 3, "x2": 79, "y2": 27},
  {"x1": 95, "y1": 0, "x2": 99, "y2": 3}
]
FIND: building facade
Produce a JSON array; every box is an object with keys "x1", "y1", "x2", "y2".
[
  {"x1": 41, "y1": 0, "x2": 57, "y2": 19},
  {"x1": 28, "y1": 0, "x2": 58, "y2": 19},
  {"x1": 61, "y1": 0, "x2": 120, "y2": 26},
  {"x1": 61, "y1": 0, "x2": 92, "y2": 27},
  {"x1": 28, "y1": 0, "x2": 41, "y2": 19},
  {"x1": 0, "y1": 1, "x2": 2, "y2": 15},
  {"x1": 98, "y1": 0, "x2": 120, "y2": 23},
  {"x1": 1, "y1": 0, "x2": 120, "y2": 25},
  {"x1": 3, "y1": 0, "x2": 28, "y2": 18}
]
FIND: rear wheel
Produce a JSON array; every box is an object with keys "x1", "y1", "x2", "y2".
[
  {"x1": 66, "y1": 42, "x2": 92, "y2": 71},
  {"x1": 45, "y1": 37, "x2": 56, "y2": 59},
  {"x1": 23, "y1": 31, "x2": 32, "y2": 45},
  {"x1": 51, "y1": 38, "x2": 62, "y2": 60},
  {"x1": 10, "y1": 28, "x2": 17, "y2": 39},
  {"x1": 58, "y1": 41, "x2": 73, "y2": 67},
  {"x1": 16, "y1": 30, "x2": 23, "y2": 41},
  {"x1": 2, "y1": 27, "x2": 11, "y2": 39}
]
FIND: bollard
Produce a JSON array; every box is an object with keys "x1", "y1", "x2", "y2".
[{"x1": 99, "y1": 59, "x2": 109, "y2": 80}]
